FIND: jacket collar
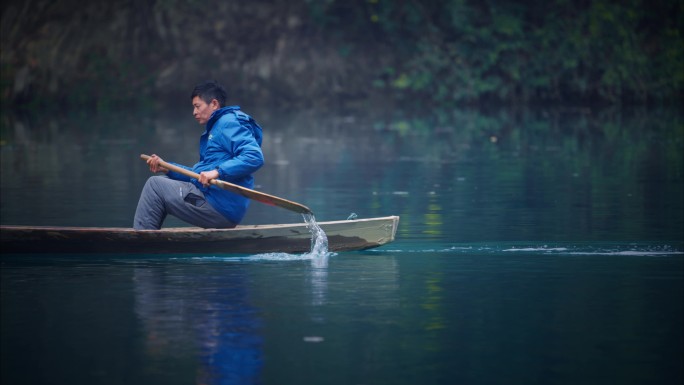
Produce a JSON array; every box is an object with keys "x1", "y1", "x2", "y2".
[{"x1": 206, "y1": 105, "x2": 240, "y2": 131}]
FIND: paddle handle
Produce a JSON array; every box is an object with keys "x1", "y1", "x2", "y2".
[{"x1": 140, "y1": 154, "x2": 312, "y2": 215}]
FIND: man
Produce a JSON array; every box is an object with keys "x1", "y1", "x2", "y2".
[{"x1": 133, "y1": 80, "x2": 264, "y2": 230}]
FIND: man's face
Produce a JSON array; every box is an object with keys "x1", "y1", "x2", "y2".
[{"x1": 192, "y1": 96, "x2": 219, "y2": 125}]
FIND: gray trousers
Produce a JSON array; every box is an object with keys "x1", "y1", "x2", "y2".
[{"x1": 133, "y1": 176, "x2": 236, "y2": 230}]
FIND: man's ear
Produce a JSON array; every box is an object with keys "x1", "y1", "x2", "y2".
[{"x1": 210, "y1": 99, "x2": 220, "y2": 110}]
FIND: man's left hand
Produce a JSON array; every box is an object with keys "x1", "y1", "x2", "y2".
[{"x1": 198, "y1": 169, "x2": 220, "y2": 187}]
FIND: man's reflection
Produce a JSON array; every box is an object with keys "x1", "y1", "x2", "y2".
[{"x1": 133, "y1": 265, "x2": 263, "y2": 384}]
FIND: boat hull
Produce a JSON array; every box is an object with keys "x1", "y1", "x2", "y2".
[{"x1": 0, "y1": 216, "x2": 399, "y2": 254}]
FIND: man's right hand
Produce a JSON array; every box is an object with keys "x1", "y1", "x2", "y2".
[{"x1": 147, "y1": 154, "x2": 169, "y2": 174}]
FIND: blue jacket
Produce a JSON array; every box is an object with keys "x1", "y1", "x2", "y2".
[{"x1": 166, "y1": 106, "x2": 264, "y2": 224}]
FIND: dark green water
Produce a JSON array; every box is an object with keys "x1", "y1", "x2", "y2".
[{"x1": 1, "y1": 107, "x2": 683, "y2": 384}]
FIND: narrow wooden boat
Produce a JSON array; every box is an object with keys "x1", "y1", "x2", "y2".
[{"x1": 0, "y1": 216, "x2": 399, "y2": 254}]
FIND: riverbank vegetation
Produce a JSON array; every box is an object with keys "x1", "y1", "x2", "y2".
[{"x1": 1, "y1": 0, "x2": 682, "y2": 111}]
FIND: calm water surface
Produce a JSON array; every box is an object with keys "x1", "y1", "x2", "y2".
[{"x1": 1, "y1": 107, "x2": 683, "y2": 384}]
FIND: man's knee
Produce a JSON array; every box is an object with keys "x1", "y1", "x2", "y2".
[{"x1": 144, "y1": 175, "x2": 170, "y2": 192}]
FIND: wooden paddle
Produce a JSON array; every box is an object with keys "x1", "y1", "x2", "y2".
[{"x1": 140, "y1": 154, "x2": 313, "y2": 215}]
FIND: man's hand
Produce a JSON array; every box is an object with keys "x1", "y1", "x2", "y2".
[
  {"x1": 147, "y1": 154, "x2": 168, "y2": 174},
  {"x1": 198, "y1": 169, "x2": 220, "y2": 187}
]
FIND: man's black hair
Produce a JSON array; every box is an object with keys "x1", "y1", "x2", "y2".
[{"x1": 191, "y1": 80, "x2": 228, "y2": 107}]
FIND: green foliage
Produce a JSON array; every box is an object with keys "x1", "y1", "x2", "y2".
[
  {"x1": 313, "y1": 0, "x2": 684, "y2": 105},
  {"x1": 1, "y1": 0, "x2": 681, "y2": 109}
]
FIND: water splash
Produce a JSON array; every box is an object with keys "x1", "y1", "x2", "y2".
[
  {"x1": 303, "y1": 213, "x2": 331, "y2": 267},
  {"x1": 302, "y1": 213, "x2": 328, "y2": 256},
  {"x1": 232, "y1": 214, "x2": 332, "y2": 263}
]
